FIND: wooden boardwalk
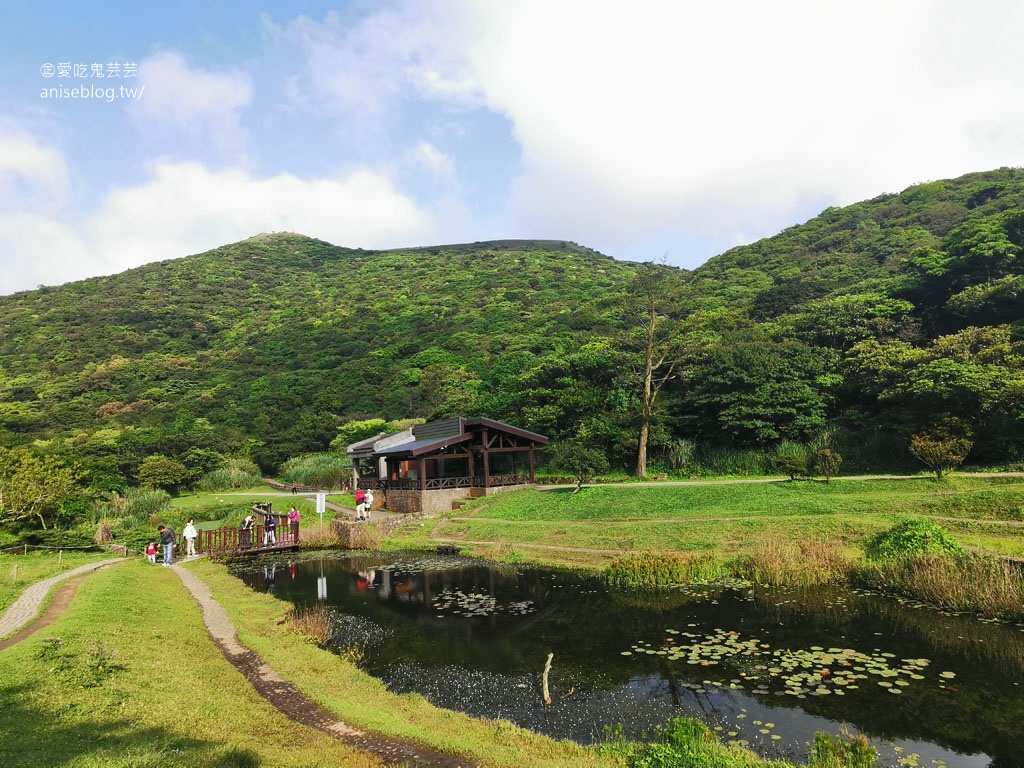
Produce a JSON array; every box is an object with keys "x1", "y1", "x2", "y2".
[{"x1": 195, "y1": 516, "x2": 300, "y2": 556}]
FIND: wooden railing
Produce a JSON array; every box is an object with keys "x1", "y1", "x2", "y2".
[
  {"x1": 196, "y1": 520, "x2": 300, "y2": 554},
  {"x1": 375, "y1": 474, "x2": 532, "y2": 491}
]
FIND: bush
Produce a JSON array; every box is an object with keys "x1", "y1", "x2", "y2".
[
  {"x1": 865, "y1": 519, "x2": 964, "y2": 560},
  {"x1": 813, "y1": 449, "x2": 842, "y2": 483},
  {"x1": 776, "y1": 453, "x2": 808, "y2": 480}
]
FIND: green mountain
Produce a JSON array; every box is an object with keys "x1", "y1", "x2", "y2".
[{"x1": 1, "y1": 168, "x2": 1023, "y2": 491}]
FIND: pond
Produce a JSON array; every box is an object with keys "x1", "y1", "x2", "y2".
[{"x1": 233, "y1": 553, "x2": 1024, "y2": 767}]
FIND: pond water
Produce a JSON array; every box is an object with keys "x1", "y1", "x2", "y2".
[{"x1": 233, "y1": 553, "x2": 1024, "y2": 767}]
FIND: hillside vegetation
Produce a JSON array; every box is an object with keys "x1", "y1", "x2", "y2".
[{"x1": 0, "y1": 169, "x2": 1023, "y2": 518}]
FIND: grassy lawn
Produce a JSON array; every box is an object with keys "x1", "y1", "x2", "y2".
[
  {"x1": 0, "y1": 550, "x2": 114, "y2": 614},
  {"x1": 385, "y1": 475, "x2": 1024, "y2": 569},
  {"x1": 0, "y1": 559, "x2": 385, "y2": 768}
]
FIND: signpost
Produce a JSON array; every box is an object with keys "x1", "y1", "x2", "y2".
[{"x1": 316, "y1": 492, "x2": 326, "y2": 529}]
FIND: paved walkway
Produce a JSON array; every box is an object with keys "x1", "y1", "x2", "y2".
[{"x1": 0, "y1": 558, "x2": 124, "y2": 641}]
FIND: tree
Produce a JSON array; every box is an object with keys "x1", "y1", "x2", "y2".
[
  {"x1": 548, "y1": 440, "x2": 609, "y2": 494},
  {"x1": 813, "y1": 449, "x2": 842, "y2": 483},
  {"x1": 625, "y1": 262, "x2": 687, "y2": 478},
  {"x1": 0, "y1": 447, "x2": 83, "y2": 530},
  {"x1": 909, "y1": 429, "x2": 972, "y2": 480},
  {"x1": 136, "y1": 455, "x2": 190, "y2": 493}
]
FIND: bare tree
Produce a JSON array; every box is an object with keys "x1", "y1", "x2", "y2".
[{"x1": 627, "y1": 262, "x2": 687, "y2": 478}]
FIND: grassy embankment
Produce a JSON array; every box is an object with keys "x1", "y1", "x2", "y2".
[
  {"x1": 0, "y1": 557, "x2": 808, "y2": 768},
  {"x1": 385, "y1": 475, "x2": 1024, "y2": 570}
]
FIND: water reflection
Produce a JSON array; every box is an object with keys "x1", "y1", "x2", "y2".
[{"x1": 235, "y1": 553, "x2": 1024, "y2": 767}]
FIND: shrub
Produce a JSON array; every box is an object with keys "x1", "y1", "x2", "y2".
[
  {"x1": 776, "y1": 453, "x2": 808, "y2": 480},
  {"x1": 547, "y1": 440, "x2": 610, "y2": 492},
  {"x1": 813, "y1": 449, "x2": 842, "y2": 483},
  {"x1": 865, "y1": 519, "x2": 964, "y2": 560}
]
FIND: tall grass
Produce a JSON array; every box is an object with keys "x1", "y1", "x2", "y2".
[
  {"x1": 605, "y1": 551, "x2": 724, "y2": 588},
  {"x1": 280, "y1": 453, "x2": 350, "y2": 491},
  {"x1": 737, "y1": 533, "x2": 853, "y2": 587},
  {"x1": 284, "y1": 603, "x2": 333, "y2": 647},
  {"x1": 93, "y1": 488, "x2": 172, "y2": 527},
  {"x1": 194, "y1": 458, "x2": 262, "y2": 491},
  {"x1": 855, "y1": 553, "x2": 1024, "y2": 619}
]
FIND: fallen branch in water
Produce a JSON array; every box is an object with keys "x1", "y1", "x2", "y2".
[{"x1": 542, "y1": 653, "x2": 553, "y2": 712}]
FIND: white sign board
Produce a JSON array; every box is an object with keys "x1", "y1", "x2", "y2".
[{"x1": 316, "y1": 492, "x2": 326, "y2": 528}]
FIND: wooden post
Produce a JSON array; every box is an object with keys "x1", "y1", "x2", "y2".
[
  {"x1": 542, "y1": 653, "x2": 553, "y2": 713},
  {"x1": 58, "y1": 549, "x2": 63, "y2": 569}
]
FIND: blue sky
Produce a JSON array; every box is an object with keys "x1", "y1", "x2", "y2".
[{"x1": 1, "y1": 0, "x2": 1023, "y2": 294}]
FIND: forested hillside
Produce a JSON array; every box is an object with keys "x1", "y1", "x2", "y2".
[{"x1": 1, "y1": 168, "x2": 1023, "y2": 503}]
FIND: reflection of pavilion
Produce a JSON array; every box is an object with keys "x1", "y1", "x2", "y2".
[
  {"x1": 364, "y1": 561, "x2": 561, "y2": 642},
  {"x1": 347, "y1": 417, "x2": 548, "y2": 514}
]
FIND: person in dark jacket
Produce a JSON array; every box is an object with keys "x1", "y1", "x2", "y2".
[{"x1": 158, "y1": 525, "x2": 176, "y2": 566}]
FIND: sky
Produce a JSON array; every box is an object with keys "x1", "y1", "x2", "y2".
[{"x1": 1, "y1": 0, "x2": 1023, "y2": 295}]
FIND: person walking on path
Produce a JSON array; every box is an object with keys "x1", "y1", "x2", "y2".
[
  {"x1": 288, "y1": 506, "x2": 300, "y2": 538},
  {"x1": 364, "y1": 489, "x2": 374, "y2": 522},
  {"x1": 145, "y1": 541, "x2": 157, "y2": 564},
  {"x1": 158, "y1": 525, "x2": 176, "y2": 566},
  {"x1": 355, "y1": 488, "x2": 367, "y2": 521},
  {"x1": 292, "y1": 481, "x2": 298, "y2": 495},
  {"x1": 182, "y1": 518, "x2": 198, "y2": 558}
]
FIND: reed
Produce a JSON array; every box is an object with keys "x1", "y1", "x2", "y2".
[
  {"x1": 284, "y1": 602, "x2": 333, "y2": 647},
  {"x1": 737, "y1": 533, "x2": 853, "y2": 587},
  {"x1": 855, "y1": 552, "x2": 1024, "y2": 619},
  {"x1": 605, "y1": 551, "x2": 724, "y2": 588}
]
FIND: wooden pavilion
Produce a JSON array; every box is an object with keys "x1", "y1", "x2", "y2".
[{"x1": 347, "y1": 417, "x2": 548, "y2": 514}]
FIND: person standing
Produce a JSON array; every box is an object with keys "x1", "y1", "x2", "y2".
[
  {"x1": 145, "y1": 540, "x2": 157, "y2": 564},
  {"x1": 182, "y1": 518, "x2": 198, "y2": 558},
  {"x1": 364, "y1": 489, "x2": 375, "y2": 522},
  {"x1": 355, "y1": 488, "x2": 367, "y2": 521},
  {"x1": 263, "y1": 514, "x2": 277, "y2": 547},
  {"x1": 158, "y1": 525, "x2": 176, "y2": 566},
  {"x1": 239, "y1": 515, "x2": 253, "y2": 549},
  {"x1": 291, "y1": 481, "x2": 298, "y2": 495},
  {"x1": 288, "y1": 506, "x2": 300, "y2": 538}
]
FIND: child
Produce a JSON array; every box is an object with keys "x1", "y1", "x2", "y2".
[{"x1": 146, "y1": 541, "x2": 157, "y2": 564}]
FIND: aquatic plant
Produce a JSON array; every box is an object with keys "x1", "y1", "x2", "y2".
[{"x1": 808, "y1": 728, "x2": 878, "y2": 768}]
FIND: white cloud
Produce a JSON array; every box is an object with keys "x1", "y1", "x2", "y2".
[
  {"x1": 133, "y1": 51, "x2": 252, "y2": 128},
  {"x1": 0, "y1": 131, "x2": 70, "y2": 214},
  {"x1": 0, "y1": 213, "x2": 90, "y2": 293},
  {"x1": 84, "y1": 162, "x2": 436, "y2": 275},
  {"x1": 270, "y1": 5, "x2": 481, "y2": 145},
  {"x1": 428, "y1": 0, "x2": 1024, "y2": 263},
  {"x1": 128, "y1": 51, "x2": 253, "y2": 163},
  {"x1": 0, "y1": 149, "x2": 442, "y2": 294}
]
